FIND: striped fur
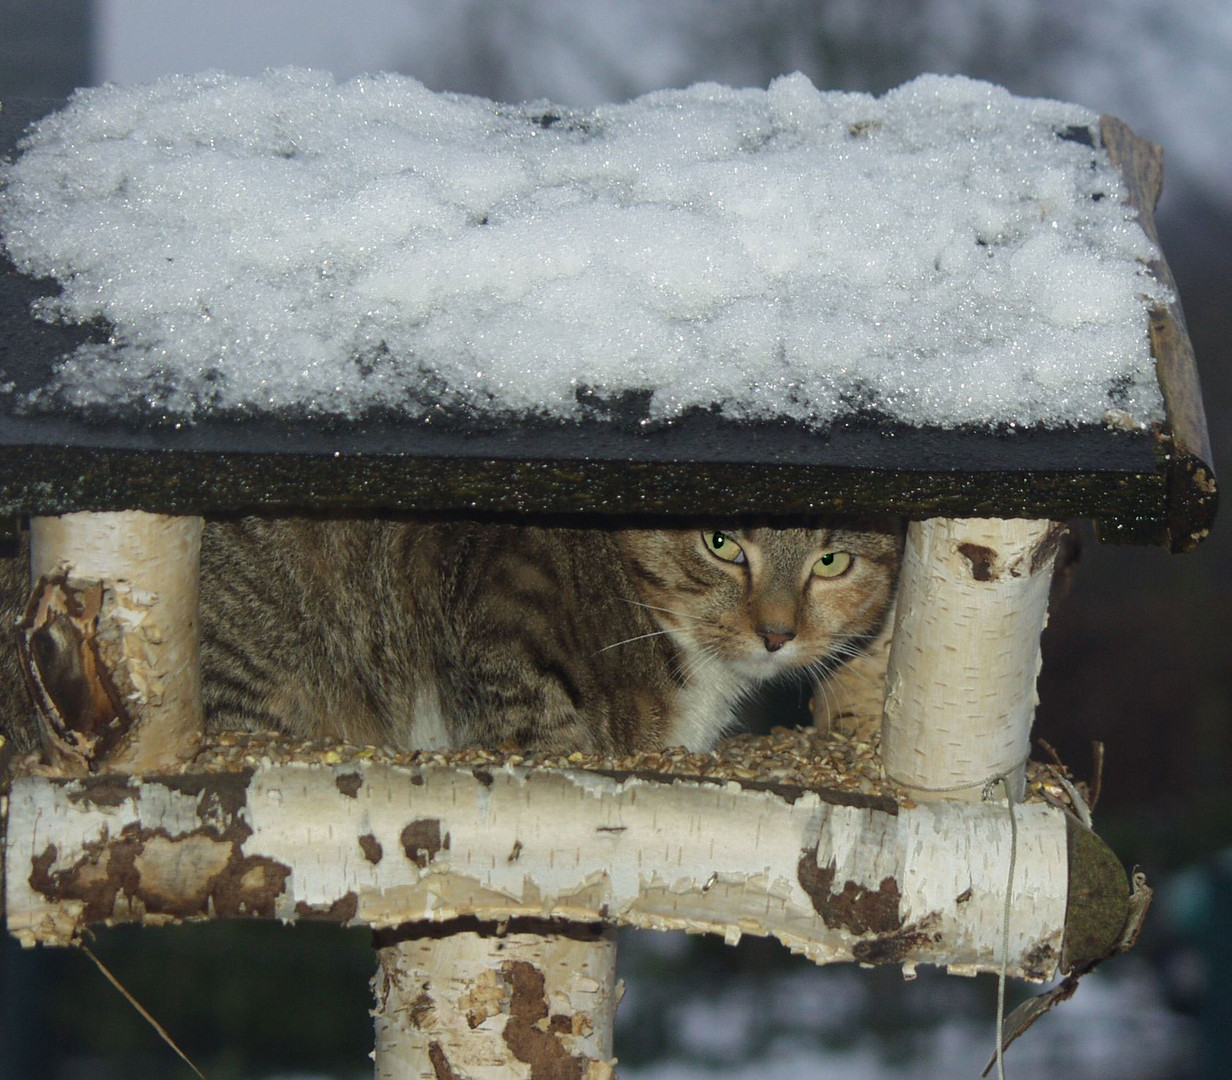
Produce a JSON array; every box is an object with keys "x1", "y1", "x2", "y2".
[
  {"x1": 0, "y1": 519, "x2": 899, "y2": 756},
  {"x1": 200, "y1": 519, "x2": 900, "y2": 753}
]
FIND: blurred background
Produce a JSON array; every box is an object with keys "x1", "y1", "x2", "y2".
[{"x1": 0, "y1": 0, "x2": 1228, "y2": 1077}]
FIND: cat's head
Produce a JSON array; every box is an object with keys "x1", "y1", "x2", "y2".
[{"x1": 619, "y1": 522, "x2": 901, "y2": 685}]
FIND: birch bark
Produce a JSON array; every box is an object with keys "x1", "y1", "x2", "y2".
[
  {"x1": 881, "y1": 518, "x2": 1063, "y2": 802},
  {"x1": 4, "y1": 761, "x2": 1098, "y2": 979},
  {"x1": 373, "y1": 921, "x2": 617, "y2": 1080},
  {"x1": 23, "y1": 511, "x2": 203, "y2": 772}
]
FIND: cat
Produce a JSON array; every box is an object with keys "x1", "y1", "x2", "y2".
[
  {"x1": 198, "y1": 517, "x2": 900, "y2": 754},
  {"x1": 0, "y1": 518, "x2": 900, "y2": 757}
]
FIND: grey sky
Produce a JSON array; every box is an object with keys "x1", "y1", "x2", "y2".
[{"x1": 95, "y1": 0, "x2": 1231, "y2": 212}]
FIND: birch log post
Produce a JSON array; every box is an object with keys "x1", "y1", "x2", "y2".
[
  {"x1": 373, "y1": 920, "x2": 618, "y2": 1080},
  {"x1": 3, "y1": 760, "x2": 1130, "y2": 978},
  {"x1": 21, "y1": 511, "x2": 203, "y2": 773},
  {"x1": 881, "y1": 518, "x2": 1064, "y2": 803}
]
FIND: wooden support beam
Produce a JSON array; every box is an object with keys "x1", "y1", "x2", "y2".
[
  {"x1": 880, "y1": 518, "x2": 1063, "y2": 803},
  {"x1": 2, "y1": 760, "x2": 1129, "y2": 980},
  {"x1": 373, "y1": 920, "x2": 617, "y2": 1080},
  {"x1": 21, "y1": 511, "x2": 203, "y2": 772},
  {"x1": 1099, "y1": 115, "x2": 1218, "y2": 552}
]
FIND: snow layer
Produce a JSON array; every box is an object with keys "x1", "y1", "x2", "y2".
[{"x1": 0, "y1": 69, "x2": 1167, "y2": 428}]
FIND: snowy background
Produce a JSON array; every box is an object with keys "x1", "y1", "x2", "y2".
[{"x1": 1, "y1": 1, "x2": 1230, "y2": 1078}]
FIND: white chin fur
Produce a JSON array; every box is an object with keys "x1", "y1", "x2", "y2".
[
  {"x1": 729, "y1": 647, "x2": 798, "y2": 682},
  {"x1": 663, "y1": 642, "x2": 804, "y2": 751}
]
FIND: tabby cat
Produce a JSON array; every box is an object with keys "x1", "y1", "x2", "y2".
[
  {"x1": 198, "y1": 518, "x2": 901, "y2": 754},
  {"x1": 0, "y1": 519, "x2": 898, "y2": 755}
]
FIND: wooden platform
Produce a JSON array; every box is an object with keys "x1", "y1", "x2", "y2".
[{"x1": 0, "y1": 101, "x2": 1215, "y2": 549}]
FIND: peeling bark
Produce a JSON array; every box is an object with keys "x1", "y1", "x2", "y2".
[
  {"x1": 2, "y1": 760, "x2": 1119, "y2": 980},
  {"x1": 797, "y1": 853, "x2": 902, "y2": 935},
  {"x1": 23, "y1": 512, "x2": 203, "y2": 773},
  {"x1": 373, "y1": 920, "x2": 616, "y2": 1080},
  {"x1": 401, "y1": 819, "x2": 449, "y2": 869}
]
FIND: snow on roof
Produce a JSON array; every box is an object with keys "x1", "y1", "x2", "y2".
[{"x1": 0, "y1": 69, "x2": 1167, "y2": 429}]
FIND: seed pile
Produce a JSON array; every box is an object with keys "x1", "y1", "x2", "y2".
[{"x1": 180, "y1": 726, "x2": 1085, "y2": 813}]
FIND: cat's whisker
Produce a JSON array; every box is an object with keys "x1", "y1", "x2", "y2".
[
  {"x1": 826, "y1": 636, "x2": 868, "y2": 658},
  {"x1": 810, "y1": 650, "x2": 880, "y2": 733},
  {"x1": 808, "y1": 667, "x2": 839, "y2": 732},
  {"x1": 677, "y1": 642, "x2": 721, "y2": 686},
  {"x1": 734, "y1": 678, "x2": 766, "y2": 706},
  {"x1": 593, "y1": 629, "x2": 677, "y2": 655},
  {"x1": 810, "y1": 673, "x2": 833, "y2": 735},
  {"x1": 618, "y1": 597, "x2": 709, "y2": 623},
  {"x1": 819, "y1": 644, "x2": 870, "y2": 671},
  {"x1": 802, "y1": 656, "x2": 839, "y2": 683},
  {"x1": 823, "y1": 671, "x2": 852, "y2": 722},
  {"x1": 807, "y1": 656, "x2": 847, "y2": 708},
  {"x1": 676, "y1": 651, "x2": 711, "y2": 686},
  {"x1": 826, "y1": 654, "x2": 880, "y2": 689},
  {"x1": 818, "y1": 638, "x2": 888, "y2": 691}
]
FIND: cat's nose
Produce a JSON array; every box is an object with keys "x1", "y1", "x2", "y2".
[{"x1": 760, "y1": 628, "x2": 796, "y2": 652}]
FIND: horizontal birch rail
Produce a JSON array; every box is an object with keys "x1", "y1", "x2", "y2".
[{"x1": 3, "y1": 760, "x2": 1128, "y2": 980}]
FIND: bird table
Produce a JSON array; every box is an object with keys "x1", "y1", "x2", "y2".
[{"x1": 0, "y1": 81, "x2": 1216, "y2": 1077}]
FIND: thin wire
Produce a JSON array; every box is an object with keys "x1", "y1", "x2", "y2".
[
  {"x1": 985, "y1": 775, "x2": 1018, "y2": 1080},
  {"x1": 76, "y1": 938, "x2": 207, "y2": 1079},
  {"x1": 885, "y1": 759, "x2": 1027, "y2": 1080}
]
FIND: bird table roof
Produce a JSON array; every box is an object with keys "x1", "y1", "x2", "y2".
[{"x1": 0, "y1": 77, "x2": 1215, "y2": 548}]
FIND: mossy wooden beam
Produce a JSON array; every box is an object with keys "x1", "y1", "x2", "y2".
[{"x1": 1063, "y1": 816, "x2": 1135, "y2": 971}]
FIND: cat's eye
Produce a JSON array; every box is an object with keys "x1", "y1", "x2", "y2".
[
  {"x1": 812, "y1": 551, "x2": 853, "y2": 578},
  {"x1": 702, "y1": 530, "x2": 746, "y2": 564}
]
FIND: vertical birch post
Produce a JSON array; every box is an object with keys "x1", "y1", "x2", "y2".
[
  {"x1": 373, "y1": 921, "x2": 618, "y2": 1080},
  {"x1": 881, "y1": 517, "x2": 1063, "y2": 803},
  {"x1": 21, "y1": 510, "x2": 204, "y2": 773}
]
